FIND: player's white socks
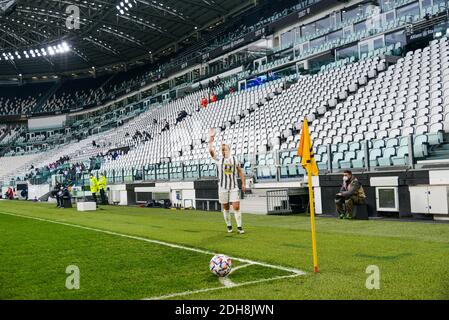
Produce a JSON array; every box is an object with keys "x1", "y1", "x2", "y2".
[
  {"x1": 234, "y1": 210, "x2": 242, "y2": 229},
  {"x1": 223, "y1": 210, "x2": 232, "y2": 227}
]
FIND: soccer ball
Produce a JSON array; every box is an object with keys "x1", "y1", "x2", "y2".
[{"x1": 209, "y1": 254, "x2": 232, "y2": 277}]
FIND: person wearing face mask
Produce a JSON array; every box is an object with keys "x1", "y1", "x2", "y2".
[{"x1": 335, "y1": 170, "x2": 366, "y2": 219}]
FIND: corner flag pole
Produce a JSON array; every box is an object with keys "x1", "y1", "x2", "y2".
[
  {"x1": 307, "y1": 166, "x2": 319, "y2": 273},
  {"x1": 298, "y1": 119, "x2": 319, "y2": 273}
]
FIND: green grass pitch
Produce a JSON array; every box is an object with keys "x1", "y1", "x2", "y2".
[{"x1": 0, "y1": 201, "x2": 448, "y2": 300}]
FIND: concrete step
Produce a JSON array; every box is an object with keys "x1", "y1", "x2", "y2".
[
  {"x1": 240, "y1": 196, "x2": 268, "y2": 215},
  {"x1": 425, "y1": 155, "x2": 449, "y2": 161},
  {"x1": 430, "y1": 149, "x2": 449, "y2": 156},
  {"x1": 246, "y1": 188, "x2": 268, "y2": 196}
]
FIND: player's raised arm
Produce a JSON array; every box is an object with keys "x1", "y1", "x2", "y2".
[{"x1": 208, "y1": 128, "x2": 217, "y2": 160}]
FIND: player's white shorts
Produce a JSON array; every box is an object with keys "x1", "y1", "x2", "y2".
[{"x1": 219, "y1": 189, "x2": 240, "y2": 204}]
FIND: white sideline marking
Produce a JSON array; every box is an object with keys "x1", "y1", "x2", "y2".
[
  {"x1": 0, "y1": 211, "x2": 305, "y2": 275},
  {"x1": 145, "y1": 274, "x2": 302, "y2": 300}
]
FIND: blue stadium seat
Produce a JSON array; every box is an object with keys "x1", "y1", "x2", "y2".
[
  {"x1": 369, "y1": 148, "x2": 382, "y2": 167},
  {"x1": 378, "y1": 147, "x2": 396, "y2": 167},
  {"x1": 391, "y1": 146, "x2": 409, "y2": 166}
]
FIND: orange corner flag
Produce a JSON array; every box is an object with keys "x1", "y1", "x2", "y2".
[{"x1": 297, "y1": 119, "x2": 319, "y2": 176}]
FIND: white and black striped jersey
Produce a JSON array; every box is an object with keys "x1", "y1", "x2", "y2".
[{"x1": 215, "y1": 156, "x2": 240, "y2": 191}]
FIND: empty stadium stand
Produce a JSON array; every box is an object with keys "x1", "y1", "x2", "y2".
[
  {"x1": 2, "y1": 0, "x2": 449, "y2": 218},
  {"x1": 2, "y1": 36, "x2": 448, "y2": 183},
  {"x1": 0, "y1": 82, "x2": 54, "y2": 115}
]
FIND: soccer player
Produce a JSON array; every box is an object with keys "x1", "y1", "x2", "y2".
[{"x1": 208, "y1": 128, "x2": 246, "y2": 234}]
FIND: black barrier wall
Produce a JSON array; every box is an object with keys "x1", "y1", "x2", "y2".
[
  {"x1": 318, "y1": 170, "x2": 430, "y2": 218},
  {"x1": 126, "y1": 183, "x2": 156, "y2": 205}
]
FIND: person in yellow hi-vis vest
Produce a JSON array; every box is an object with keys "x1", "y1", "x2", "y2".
[
  {"x1": 98, "y1": 172, "x2": 108, "y2": 205},
  {"x1": 89, "y1": 173, "x2": 99, "y2": 204}
]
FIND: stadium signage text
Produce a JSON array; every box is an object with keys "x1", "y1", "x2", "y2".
[
  {"x1": 298, "y1": 8, "x2": 311, "y2": 19},
  {"x1": 408, "y1": 28, "x2": 434, "y2": 41},
  {"x1": 222, "y1": 38, "x2": 246, "y2": 51}
]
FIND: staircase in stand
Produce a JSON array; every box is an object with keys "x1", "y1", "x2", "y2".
[{"x1": 31, "y1": 81, "x2": 61, "y2": 114}]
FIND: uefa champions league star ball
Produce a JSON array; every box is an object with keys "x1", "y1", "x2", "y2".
[{"x1": 209, "y1": 254, "x2": 232, "y2": 277}]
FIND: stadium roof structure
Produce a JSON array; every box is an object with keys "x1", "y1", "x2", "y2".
[{"x1": 0, "y1": 0, "x2": 255, "y2": 77}]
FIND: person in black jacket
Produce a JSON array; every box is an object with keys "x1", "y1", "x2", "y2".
[
  {"x1": 61, "y1": 187, "x2": 71, "y2": 208},
  {"x1": 55, "y1": 185, "x2": 64, "y2": 208}
]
